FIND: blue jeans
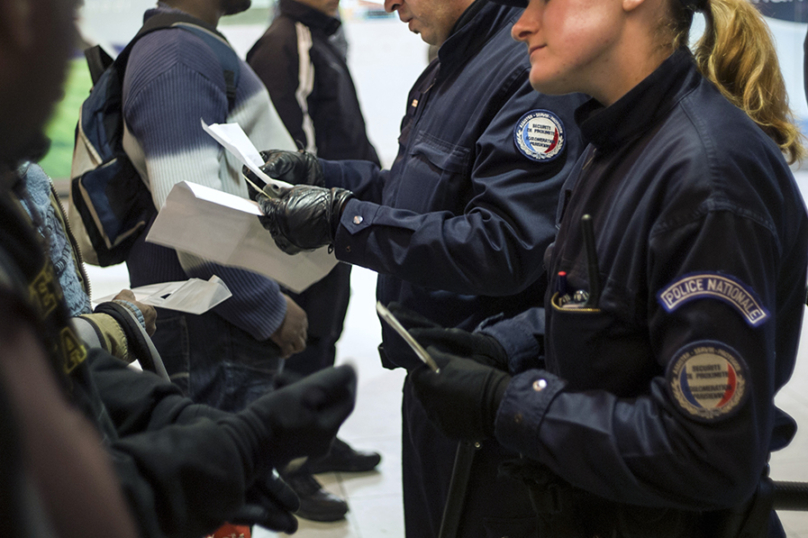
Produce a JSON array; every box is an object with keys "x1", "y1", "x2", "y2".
[{"x1": 151, "y1": 307, "x2": 282, "y2": 412}]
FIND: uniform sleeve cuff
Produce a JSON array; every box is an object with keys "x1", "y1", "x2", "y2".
[
  {"x1": 334, "y1": 198, "x2": 379, "y2": 264},
  {"x1": 495, "y1": 369, "x2": 565, "y2": 455},
  {"x1": 477, "y1": 309, "x2": 544, "y2": 374},
  {"x1": 320, "y1": 158, "x2": 342, "y2": 189}
]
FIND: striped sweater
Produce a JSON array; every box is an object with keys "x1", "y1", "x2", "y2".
[{"x1": 122, "y1": 5, "x2": 296, "y2": 339}]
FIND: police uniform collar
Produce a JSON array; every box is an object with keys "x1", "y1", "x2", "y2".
[
  {"x1": 436, "y1": 3, "x2": 520, "y2": 80},
  {"x1": 576, "y1": 48, "x2": 700, "y2": 152},
  {"x1": 449, "y1": 0, "x2": 488, "y2": 37},
  {"x1": 279, "y1": 0, "x2": 342, "y2": 36}
]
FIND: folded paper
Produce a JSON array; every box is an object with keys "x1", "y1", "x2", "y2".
[
  {"x1": 145, "y1": 181, "x2": 338, "y2": 293},
  {"x1": 201, "y1": 119, "x2": 292, "y2": 197},
  {"x1": 95, "y1": 276, "x2": 232, "y2": 315}
]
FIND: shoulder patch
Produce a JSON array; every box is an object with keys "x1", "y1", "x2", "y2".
[
  {"x1": 656, "y1": 273, "x2": 770, "y2": 327},
  {"x1": 513, "y1": 110, "x2": 565, "y2": 162},
  {"x1": 667, "y1": 341, "x2": 748, "y2": 422}
]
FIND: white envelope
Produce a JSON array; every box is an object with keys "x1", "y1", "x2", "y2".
[
  {"x1": 145, "y1": 181, "x2": 338, "y2": 293},
  {"x1": 95, "y1": 276, "x2": 232, "y2": 315}
]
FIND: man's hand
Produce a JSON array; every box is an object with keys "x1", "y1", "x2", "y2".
[
  {"x1": 410, "y1": 347, "x2": 511, "y2": 441},
  {"x1": 387, "y1": 302, "x2": 508, "y2": 370},
  {"x1": 113, "y1": 289, "x2": 157, "y2": 336},
  {"x1": 271, "y1": 294, "x2": 308, "y2": 358},
  {"x1": 219, "y1": 364, "x2": 357, "y2": 470},
  {"x1": 243, "y1": 150, "x2": 324, "y2": 188},
  {"x1": 230, "y1": 471, "x2": 299, "y2": 533},
  {"x1": 257, "y1": 185, "x2": 353, "y2": 254}
]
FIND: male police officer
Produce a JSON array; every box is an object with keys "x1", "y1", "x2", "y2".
[{"x1": 249, "y1": 0, "x2": 588, "y2": 535}]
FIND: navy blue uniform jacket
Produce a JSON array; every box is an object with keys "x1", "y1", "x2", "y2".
[
  {"x1": 319, "y1": 3, "x2": 586, "y2": 369},
  {"x1": 490, "y1": 50, "x2": 808, "y2": 533}
]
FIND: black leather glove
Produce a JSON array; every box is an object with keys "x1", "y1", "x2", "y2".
[
  {"x1": 243, "y1": 150, "x2": 325, "y2": 189},
  {"x1": 219, "y1": 364, "x2": 357, "y2": 476},
  {"x1": 230, "y1": 471, "x2": 299, "y2": 533},
  {"x1": 257, "y1": 185, "x2": 353, "y2": 254},
  {"x1": 410, "y1": 347, "x2": 511, "y2": 442},
  {"x1": 387, "y1": 302, "x2": 509, "y2": 370}
]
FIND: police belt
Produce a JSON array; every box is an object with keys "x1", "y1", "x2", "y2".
[{"x1": 501, "y1": 458, "x2": 801, "y2": 538}]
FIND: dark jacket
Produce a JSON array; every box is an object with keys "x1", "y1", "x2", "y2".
[
  {"x1": 0, "y1": 187, "x2": 245, "y2": 538},
  {"x1": 493, "y1": 49, "x2": 808, "y2": 537},
  {"x1": 320, "y1": 2, "x2": 587, "y2": 370},
  {"x1": 317, "y1": 6, "x2": 587, "y2": 535},
  {"x1": 247, "y1": 0, "x2": 379, "y2": 164}
]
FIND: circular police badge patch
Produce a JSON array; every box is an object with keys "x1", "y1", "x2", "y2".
[
  {"x1": 667, "y1": 341, "x2": 749, "y2": 422},
  {"x1": 514, "y1": 110, "x2": 566, "y2": 162}
]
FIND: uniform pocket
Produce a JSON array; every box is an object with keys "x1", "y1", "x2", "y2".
[
  {"x1": 397, "y1": 131, "x2": 471, "y2": 211},
  {"x1": 548, "y1": 293, "x2": 654, "y2": 395},
  {"x1": 410, "y1": 132, "x2": 471, "y2": 173}
]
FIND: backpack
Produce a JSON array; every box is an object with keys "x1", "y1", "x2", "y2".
[{"x1": 70, "y1": 12, "x2": 240, "y2": 267}]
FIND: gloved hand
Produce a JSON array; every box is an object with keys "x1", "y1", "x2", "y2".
[
  {"x1": 256, "y1": 185, "x2": 353, "y2": 254},
  {"x1": 230, "y1": 471, "x2": 299, "y2": 533},
  {"x1": 219, "y1": 364, "x2": 357, "y2": 476},
  {"x1": 410, "y1": 346, "x2": 511, "y2": 441},
  {"x1": 243, "y1": 150, "x2": 325, "y2": 189},
  {"x1": 387, "y1": 302, "x2": 509, "y2": 370}
]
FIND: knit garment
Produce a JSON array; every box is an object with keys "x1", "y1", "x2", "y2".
[{"x1": 122, "y1": 5, "x2": 297, "y2": 339}]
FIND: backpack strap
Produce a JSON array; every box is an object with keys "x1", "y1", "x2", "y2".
[
  {"x1": 94, "y1": 12, "x2": 240, "y2": 112},
  {"x1": 173, "y1": 23, "x2": 240, "y2": 111},
  {"x1": 84, "y1": 46, "x2": 113, "y2": 86}
]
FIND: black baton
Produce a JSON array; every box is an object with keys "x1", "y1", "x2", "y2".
[
  {"x1": 773, "y1": 481, "x2": 808, "y2": 510},
  {"x1": 438, "y1": 440, "x2": 479, "y2": 538}
]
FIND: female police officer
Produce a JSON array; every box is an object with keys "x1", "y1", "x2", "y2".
[{"x1": 401, "y1": 0, "x2": 808, "y2": 535}]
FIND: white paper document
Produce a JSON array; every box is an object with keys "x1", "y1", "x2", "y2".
[
  {"x1": 201, "y1": 119, "x2": 292, "y2": 197},
  {"x1": 95, "y1": 276, "x2": 232, "y2": 315},
  {"x1": 145, "y1": 181, "x2": 338, "y2": 293}
]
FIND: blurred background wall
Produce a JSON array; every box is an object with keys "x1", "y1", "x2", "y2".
[{"x1": 40, "y1": 0, "x2": 808, "y2": 183}]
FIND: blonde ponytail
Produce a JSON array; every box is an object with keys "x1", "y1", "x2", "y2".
[{"x1": 673, "y1": 0, "x2": 805, "y2": 163}]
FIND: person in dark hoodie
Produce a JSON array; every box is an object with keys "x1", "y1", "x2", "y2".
[{"x1": 246, "y1": 0, "x2": 382, "y2": 521}]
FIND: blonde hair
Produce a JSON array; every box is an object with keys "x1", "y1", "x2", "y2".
[{"x1": 671, "y1": 0, "x2": 805, "y2": 164}]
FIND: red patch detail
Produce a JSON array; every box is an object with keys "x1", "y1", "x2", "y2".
[
  {"x1": 544, "y1": 129, "x2": 559, "y2": 154},
  {"x1": 717, "y1": 365, "x2": 737, "y2": 407}
]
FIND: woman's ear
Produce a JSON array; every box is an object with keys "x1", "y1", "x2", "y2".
[{"x1": 623, "y1": 0, "x2": 648, "y2": 13}]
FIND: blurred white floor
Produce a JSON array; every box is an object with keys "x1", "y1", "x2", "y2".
[{"x1": 81, "y1": 14, "x2": 808, "y2": 538}]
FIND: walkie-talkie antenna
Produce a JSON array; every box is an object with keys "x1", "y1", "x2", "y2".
[{"x1": 581, "y1": 214, "x2": 601, "y2": 308}]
